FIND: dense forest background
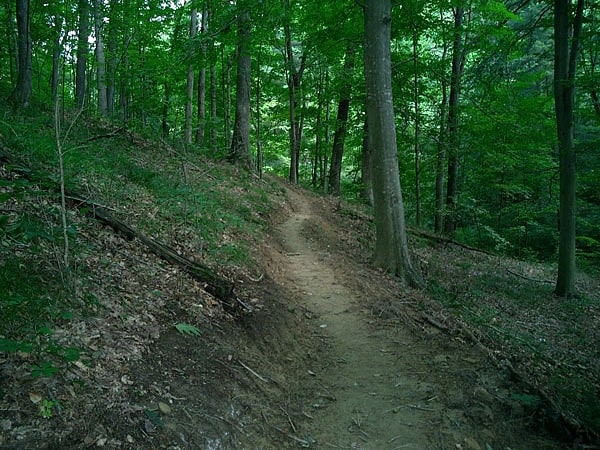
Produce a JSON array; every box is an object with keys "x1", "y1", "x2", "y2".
[{"x1": 1, "y1": 0, "x2": 599, "y2": 273}]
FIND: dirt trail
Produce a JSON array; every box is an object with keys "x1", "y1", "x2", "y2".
[{"x1": 272, "y1": 187, "x2": 561, "y2": 449}]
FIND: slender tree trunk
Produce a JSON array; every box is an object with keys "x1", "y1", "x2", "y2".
[
  {"x1": 255, "y1": 40, "x2": 263, "y2": 176},
  {"x1": 223, "y1": 48, "x2": 233, "y2": 149},
  {"x1": 312, "y1": 66, "x2": 325, "y2": 189},
  {"x1": 106, "y1": 0, "x2": 119, "y2": 116},
  {"x1": 413, "y1": 30, "x2": 421, "y2": 227},
  {"x1": 364, "y1": 0, "x2": 420, "y2": 287},
  {"x1": 228, "y1": 1, "x2": 252, "y2": 169},
  {"x1": 283, "y1": 0, "x2": 305, "y2": 184},
  {"x1": 444, "y1": 6, "x2": 466, "y2": 236},
  {"x1": 119, "y1": 53, "x2": 129, "y2": 122},
  {"x1": 210, "y1": 51, "x2": 217, "y2": 152},
  {"x1": 554, "y1": 0, "x2": 584, "y2": 297},
  {"x1": 328, "y1": 43, "x2": 356, "y2": 197},
  {"x1": 162, "y1": 82, "x2": 170, "y2": 138},
  {"x1": 9, "y1": 0, "x2": 32, "y2": 109},
  {"x1": 51, "y1": 17, "x2": 63, "y2": 104},
  {"x1": 94, "y1": 0, "x2": 108, "y2": 116},
  {"x1": 5, "y1": 0, "x2": 16, "y2": 85},
  {"x1": 75, "y1": 0, "x2": 89, "y2": 111},
  {"x1": 185, "y1": 7, "x2": 198, "y2": 145},
  {"x1": 435, "y1": 38, "x2": 449, "y2": 234},
  {"x1": 196, "y1": 2, "x2": 208, "y2": 145}
]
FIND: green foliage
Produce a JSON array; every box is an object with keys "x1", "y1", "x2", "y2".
[
  {"x1": 175, "y1": 323, "x2": 201, "y2": 336},
  {"x1": 510, "y1": 392, "x2": 541, "y2": 409}
]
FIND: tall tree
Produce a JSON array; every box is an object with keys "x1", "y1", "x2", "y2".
[
  {"x1": 8, "y1": 0, "x2": 32, "y2": 108},
  {"x1": 434, "y1": 33, "x2": 449, "y2": 234},
  {"x1": 75, "y1": 0, "x2": 89, "y2": 111},
  {"x1": 196, "y1": 1, "x2": 209, "y2": 145},
  {"x1": 228, "y1": 0, "x2": 252, "y2": 169},
  {"x1": 444, "y1": 5, "x2": 467, "y2": 235},
  {"x1": 364, "y1": 0, "x2": 420, "y2": 286},
  {"x1": 283, "y1": 0, "x2": 306, "y2": 183},
  {"x1": 185, "y1": 4, "x2": 198, "y2": 145},
  {"x1": 93, "y1": 0, "x2": 108, "y2": 116},
  {"x1": 554, "y1": 0, "x2": 584, "y2": 297},
  {"x1": 328, "y1": 43, "x2": 356, "y2": 197}
]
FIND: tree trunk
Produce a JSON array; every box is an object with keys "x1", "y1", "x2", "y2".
[
  {"x1": 162, "y1": 82, "x2": 170, "y2": 138},
  {"x1": 223, "y1": 48, "x2": 233, "y2": 149},
  {"x1": 554, "y1": 0, "x2": 584, "y2": 297},
  {"x1": 255, "y1": 41, "x2": 263, "y2": 176},
  {"x1": 228, "y1": 1, "x2": 252, "y2": 169},
  {"x1": 9, "y1": 0, "x2": 32, "y2": 109},
  {"x1": 196, "y1": 1, "x2": 208, "y2": 145},
  {"x1": 312, "y1": 67, "x2": 328, "y2": 190},
  {"x1": 361, "y1": 119, "x2": 373, "y2": 206},
  {"x1": 106, "y1": 0, "x2": 119, "y2": 116},
  {"x1": 185, "y1": 7, "x2": 198, "y2": 145},
  {"x1": 283, "y1": 0, "x2": 305, "y2": 184},
  {"x1": 412, "y1": 29, "x2": 421, "y2": 227},
  {"x1": 51, "y1": 16, "x2": 63, "y2": 104},
  {"x1": 444, "y1": 6, "x2": 466, "y2": 236},
  {"x1": 328, "y1": 43, "x2": 356, "y2": 197},
  {"x1": 435, "y1": 38, "x2": 449, "y2": 234},
  {"x1": 210, "y1": 50, "x2": 217, "y2": 152},
  {"x1": 364, "y1": 0, "x2": 420, "y2": 287},
  {"x1": 4, "y1": 0, "x2": 17, "y2": 85},
  {"x1": 94, "y1": 0, "x2": 108, "y2": 117},
  {"x1": 75, "y1": 0, "x2": 89, "y2": 111}
]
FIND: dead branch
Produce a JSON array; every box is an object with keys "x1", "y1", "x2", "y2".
[{"x1": 64, "y1": 190, "x2": 237, "y2": 312}]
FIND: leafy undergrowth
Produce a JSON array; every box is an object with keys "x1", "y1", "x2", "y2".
[
  {"x1": 324, "y1": 200, "x2": 600, "y2": 441},
  {"x1": 1, "y1": 112, "x2": 304, "y2": 448}
]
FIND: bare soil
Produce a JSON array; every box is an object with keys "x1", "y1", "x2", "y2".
[{"x1": 0, "y1": 178, "x2": 583, "y2": 449}]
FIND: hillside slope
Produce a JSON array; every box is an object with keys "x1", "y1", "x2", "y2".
[{"x1": 0, "y1": 117, "x2": 598, "y2": 448}]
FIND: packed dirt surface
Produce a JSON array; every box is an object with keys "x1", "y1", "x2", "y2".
[{"x1": 270, "y1": 184, "x2": 564, "y2": 449}]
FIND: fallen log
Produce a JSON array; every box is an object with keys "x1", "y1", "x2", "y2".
[
  {"x1": 66, "y1": 192, "x2": 237, "y2": 311},
  {"x1": 0, "y1": 143, "x2": 238, "y2": 312}
]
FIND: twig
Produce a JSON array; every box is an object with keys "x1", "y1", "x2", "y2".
[
  {"x1": 248, "y1": 273, "x2": 264, "y2": 282},
  {"x1": 239, "y1": 361, "x2": 268, "y2": 382},
  {"x1": 280, "y1": 406, "x2": 297, "y2": 433},
  {"x1": 54, "y1": 93, "x2": 69, "y2": 276},
  {"x1": 81, "y1": 127, "x2": 125, "y2": 143},
  {"x1": 506, "y1": 268, "x2": 553, "y2": 284}
]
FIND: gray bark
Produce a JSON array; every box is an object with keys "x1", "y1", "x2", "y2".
[
  {"x1": 229, "y1": 2, "x2": 252, "y2": 169},
  {"x1": 554, "y1": 0, "x2": 584, "y2": 297},
  {"x1": 364, "y1": 0, "x2": 420, "y2": 286}
]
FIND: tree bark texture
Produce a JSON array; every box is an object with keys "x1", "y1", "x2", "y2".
[
  {"x1": 328, "y1": 43, "x2": 356, "y2": 197},
  {"x1": 9, "y1": 0, "x2": 32, "y2": 109},
  {"x1": 444, "y1": 6, "x2": 466, "y2": 236},
  {"x1": 435, "y1": 38, "x2": 449, "y2": 234},
  {"x1": 361, "y1": 119, "x2": 374, "y2": 206},
  {"x1": 75, "y1": 0, "x2": 89, "y2": 111},
  {"x1": 554, "y1": 0, "x2": 584, "y2": 297},
  {"x1": 229, "y1": 2, "x2": 253, "y2": 169},
  {"x1": 185, "y1": 7, "x2": 198, "y2": 145},
  {"x1": 94, "y1": 0, "x2": 108, "y2": 116},
  {"x1": 364, "y1": 0, "x2": 420, "y2": 286},
  {"x1": 196, "y1": 3, "x2": 208, "y2": 145}
]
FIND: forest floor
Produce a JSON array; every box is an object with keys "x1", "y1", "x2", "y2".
[{"x1": 1, "y1": 136, "x2": 599, "y2": 448}]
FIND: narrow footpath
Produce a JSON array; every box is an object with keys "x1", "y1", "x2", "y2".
[{"x1": 272, "y1": 186, "x2": 562, "y2": 449}]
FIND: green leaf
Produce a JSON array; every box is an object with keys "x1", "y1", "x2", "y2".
[
  {"x1": 175, "y1": 323, "x2": 201, "y2": 336},
  {"x1": 31, "y1": 361, "x2": 59, "y2": 378}
]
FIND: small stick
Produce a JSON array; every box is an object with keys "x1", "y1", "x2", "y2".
[
  {"x1": 280, "y1": 406, "x2": 297, "y2": 433},
  {"x1": 239, "y1": 361, "x2": 268, "y2": 382}
]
